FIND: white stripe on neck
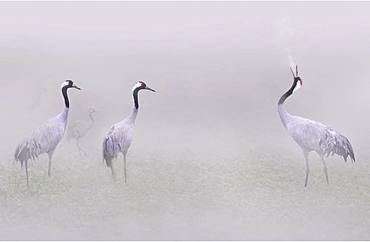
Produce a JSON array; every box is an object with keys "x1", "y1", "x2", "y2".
[
  {"x1": 132, "y1": 82, "x2": 143, "y2": 92},
  {"x1": 61, "y1": 81, "x2": 69, "y2": 88},
  {"x1": 293, "y1": 81, "x2": 301, "y2": 93}
]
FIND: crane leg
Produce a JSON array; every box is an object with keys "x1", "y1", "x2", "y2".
[
  {"x1": 47, "y1": 152, "x2": 54, "y2": 177},
  {"x1": 321, "y1": 156, "x2": 329, "y2": 184},
  {"x1": 123, "y1": 153, "x2": 127, "y2": 184},
  {"x1": 110, "y1": 162, "x2": 116, "y2": 181},
  {"x1": 25, "y1": 159, "x2": 29, "y2": 187},
  {"x1": 303, "y1": 151, "x2": 310, "y2": 187}
]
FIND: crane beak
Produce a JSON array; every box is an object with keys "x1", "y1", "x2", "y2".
[
  {"x1": 145, "y1": 87, "x2": 156, "y2": 92},
  {"x1": 73, "y1": 85, "x2": 82, "y2": 90}
]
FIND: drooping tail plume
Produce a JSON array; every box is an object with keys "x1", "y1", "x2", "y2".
[{"x1": 319, "y1": 129, "x2": 355, "y2": 163}]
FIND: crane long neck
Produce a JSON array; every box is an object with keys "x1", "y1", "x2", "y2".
[
  {"x1": 62, "y1": 86, "x2": 70, "y2": 108},
  {"x1": 128, "y1": 89, "x2": 140, "y2": 123},
  {"x1": 128, "y1": 108, "x2": 138, "y2": 124},
  {"x1": 87, "y1": 112, "x2": 95, "y2": 130},
  {"x1": 59, "y1": 107, "x2": 69, "y2": 126},
  {"x1": 278, "y1": 81, "x2": 295, "y2": 105},
  {"x1": 278, "y1": 81, "x2": 296, "y2": 128},
  {"x1": 89, "y1": 113, "x2": 95, "y2": 122},
  {"x1": 133, "y1": 89, "x2": 140, "y2": 110},
  {"x1": 59, "y1": 86, "x2": 70, "y2": 128}
]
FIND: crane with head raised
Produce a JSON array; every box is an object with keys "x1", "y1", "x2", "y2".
[{"x1": 278, "y1": 66, "x2": 355, "y2": 187}]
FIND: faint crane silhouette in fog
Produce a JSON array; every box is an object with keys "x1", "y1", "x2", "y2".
[
  {"x1": 67, "y1": 107, "x2": 98, "y2": 155},
  {"x1": 103, "y1": 81, "x2": 155, "y2": 183},
  {"x1": 278, "y1": 65, "x2": 355, "y2": 187},
  {"x1": 15, "y1": 80, "x2": 81, "y2": 186}
]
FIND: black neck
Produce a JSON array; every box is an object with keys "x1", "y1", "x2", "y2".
[
  {"x1": 62, "y1": 86, "x2": 70, "y2": 108},
  {"x1": 278, "y1": 81, "x2": 296, "y2": 105},
  {"x1": 133, "y1": 89, "x2": 139, "y2": 109}
]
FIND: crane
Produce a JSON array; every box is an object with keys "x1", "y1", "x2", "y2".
[
  {"x1": 15, "y1": 80, "x2": 81, "y2": 186},
  {"x1": 103, "y1": 81, "x2": 155, "y2": 183},
  {"x1": 278, "y1": 65, "x2": 355, "y2": 186},
  {"x1": 67, "y1": 107, "x2": 98, "y2": 155}
]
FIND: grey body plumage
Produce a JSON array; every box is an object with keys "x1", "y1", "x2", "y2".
[
  {"x1": 278, "y1": 66, "x2": 355, "y2": 186},
  {"x1": 14, "y1": 80, "x2": 81, "y2": 186},
  {"x1": 103, "y1": 81, "x2": 155, "y2": 183}
]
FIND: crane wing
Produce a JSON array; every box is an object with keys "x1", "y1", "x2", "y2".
[
  {"x1": 102, "y1": 122, "x2": 133, "y2": 167},
  {"x1": 15, "y1": 117, "x2": 65, "y2": 165},
  {"x1": 14, "y1": 136, "x2": 42, "y2": 166},
  {"x1": 287, "y1": 116, "x2": 355, "y2": 163}
]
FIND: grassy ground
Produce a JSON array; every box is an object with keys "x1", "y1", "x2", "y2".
[{"x1": 0, "y1": 137, "x2": 369, "y2": 240}]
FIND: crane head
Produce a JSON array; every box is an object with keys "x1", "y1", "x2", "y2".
[
  {"x1": 290, "y1": 65, "x2": 303, "y2": 93},
  {"x1": 132, "y1": 80, "x2": 156, "y2": 92},
  {"x1": 89, "y1": 107, "x2": 99, "y2": 114},
  {"x1": 61, "y1": 80, "x2": 82, "y2": 90}
]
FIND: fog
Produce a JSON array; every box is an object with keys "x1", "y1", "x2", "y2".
[{"x1": 0, "y1": 2, "x2": 370, "y2": 240}]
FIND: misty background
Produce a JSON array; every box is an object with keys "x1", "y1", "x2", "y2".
[{"x1": 0, "y1": 2, "x2": 369, "y2": 240}]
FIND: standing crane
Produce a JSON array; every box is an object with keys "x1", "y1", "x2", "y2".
[
  {"x1": 278, "y1": 65, "x2": 355, "y2": 187},
  {"x1": 67, "y1": 107, "x2": 98, "y2": 155},
  {"x1": 103, "y1": 81, "x2": 155, "y2": 183},
  {"x1": 15, "y1": 80, "x2": 81, "y2": 186}
]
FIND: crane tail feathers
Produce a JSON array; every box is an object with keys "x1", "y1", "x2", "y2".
[
  {"x1": 320, "y1": 129, "x2": 355, "y2": 163},
  {"x1": 102, "y1": 136, "x2": 115, "y2": 168},
  {"x1": 14, "y1": 138, "x2": 42, "y2": 166}
]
